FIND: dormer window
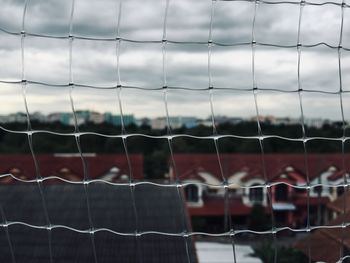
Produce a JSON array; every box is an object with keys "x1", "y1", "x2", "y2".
[
  {"x1": 184, "y1": 184, "x2": 199, "y2": 203},
  {"x1": 120, "y1": 174, "x2": 129, "y2": 181},
  {"x1": 328, "y1": 166, "x2": 336, "y2": 172},
  {"x1": 59, "y1": 167, "x2": 70, "y2": 174},
  {"x1": 58, "y1": 168, "x2": 79, "y2": 181},
  {"x1": 101, "y1": 166, "x2": 120, "y2": 181},
  {"x1": 249, "y1": 184, "x2": 263, "y2": 203},
  {"x1": 285, "y1": 166, "x2": 294, "y2": 172},
  {"x1": 9, "y1": 168, "x2": 21, "y2": 175},
  {"x1": 109, "y1": 167, "x2": 120, "y2": 173}
]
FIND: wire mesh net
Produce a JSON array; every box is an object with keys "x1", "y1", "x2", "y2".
[{"x1": 0, "y1": 0, "x2": 350, "y2": 262}]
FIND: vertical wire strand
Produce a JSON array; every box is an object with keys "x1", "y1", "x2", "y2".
[
  {"x1": 208, "y1": 1, "x2": 237, "y2": 262},
  {"x1": 296, "y1": 2, "x2": 312, "y2": 263},
  {"x1": 162, "y1": 0, "x2": 191, "y2": 262},
  {"x1": 68, "y1": 1, "x2": 98, "y2": 262},
  {"x1": 114, "y1": 1, "x2": 143, "y2": 262},
  {"x1": 21, "y1": 1, "x2": 53, "y2": 262},
  {"x1": 0, "y1": 206, "x2": 16, "y2": 263},
  {"x1": 251, "y1": 1, "x2": 278, "y2": 262},
  {"x1": 162, "y1": 0, "x2": 172, "y2": 136},
  {"x1": 337, "y1": 1, "x2": 347, "y2": 262},
  {"x1": 208, "y1": 1, "x2": 217, "y2": 137}
]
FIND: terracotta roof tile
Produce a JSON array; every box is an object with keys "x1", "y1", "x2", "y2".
[
  {"x1": 295, "y1": 203, "x2": 350, "y2": 262},
  {"x1": 173, "y1": 154, "x2": 348, "y2": 183},
  {"x1": 0, "y1": 154, "x2": 143, "y2": 182}
]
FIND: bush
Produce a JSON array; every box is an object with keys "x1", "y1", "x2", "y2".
[
  {"x1": 248, "y1": 204, "x2": 271, "y2": 231},
  {"x1": 252, "y1": 241, "x2": 309, "y2": 263}
]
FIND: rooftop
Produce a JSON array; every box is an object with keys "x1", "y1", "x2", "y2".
[{"x1": 0, "y1": 183, "x2": 196, "y2": 263}]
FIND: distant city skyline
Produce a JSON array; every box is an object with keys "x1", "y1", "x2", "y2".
[{"x1": 0, "y1": 109, "x2": 340, "y2": 129}]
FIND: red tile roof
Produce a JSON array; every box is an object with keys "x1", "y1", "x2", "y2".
[
  {"x1": 0, "y1": 154, "x2": 143, "y2": 182},
  {"x1": 295, "y1": 212, "x2": 350, "y2": 263},
  {"x1": 295, "y1": 191, "x2": 350, "y2": 262},
  {"x1": 295, "y1": 229, "x2": 344, "y2": 263},
  {"x1": 328, "y1": 169, "x2": 346, "y2": 181},
  {"x1": 172, "y1": 154, "x2": 348, "y2": 183}
]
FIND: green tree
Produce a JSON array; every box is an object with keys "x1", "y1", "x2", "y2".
[
  {"x1": 252, "y1": 241, "x2": 309, "y2": 263},
  {"x1": 248, "y1": 204, "x2": 271, "y2": 231}
]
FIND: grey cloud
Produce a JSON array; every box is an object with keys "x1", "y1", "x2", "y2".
[
  {"x1": 0, "y1": 0, "x2": 348, "y2": 121},
  {"x1": 0, "y1": 0, "x2": 26, "y2": 32},
  {"x1": 165, "y1": 0, "x2": 212, "y2": 42},
  {"x1": 27, "y1": 0, "x2": 118, "y2": 37},
  {"x1": 72, "y1": 86, "x2": 120, "y2": 114},
  {"x1": 300, "y1": 4, "x2": 342, "y2": 46},
  {"x1": 255, "y1": 3, "x2": 300, "y2": 45},
  {"x1": 302, "y1": 92, "x2": 342, "y2": 121},
  {"x1": 212, "y1": 1, "x2": 255, "y2": 44}
]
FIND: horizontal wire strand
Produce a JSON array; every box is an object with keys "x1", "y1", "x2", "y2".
[
  {"x1": 1, "y1": 172, "x2": 349, "y2": 190},
  {"x1": 1, "y1": 220, "x2": 349, "y2": 237},
  {"x1": 1, "y1": 27, "x2": 350, "y2": 50},
  {"x1": 0, "y1": 126, "x2": 347, "y2": 143},
  {"x1": 1, "y1": 79, "x2": 349, "y2": 94}
]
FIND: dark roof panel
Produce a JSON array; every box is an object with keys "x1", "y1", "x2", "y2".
[{"x1": 0, "y1": 184, "x2": 196, "y2": 263}]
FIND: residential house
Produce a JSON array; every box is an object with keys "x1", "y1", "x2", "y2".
[{"x1": 169, "y1": 154, "x2": 349, "y2": 229}]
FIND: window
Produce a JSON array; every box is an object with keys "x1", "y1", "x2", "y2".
[
  {"x1": 249, "y1": 184, "x2": 263, "y2": 203},
  {"x1": 314, "y1": 185, "x2": 323, "y2": 195},
  {"x1": 336, "y1": 185, "x2": 344, "y2": 197},
  {"x1": 275, "y1": 184, "x2": 288, "y2": 202},
  {"x1": 185, "y1": 184, "x2": 199, "y2": 203}
]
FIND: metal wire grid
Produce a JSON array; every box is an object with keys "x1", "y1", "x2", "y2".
[{"x1": 0, "y1": 0, "x2": 348, "y2": 262}]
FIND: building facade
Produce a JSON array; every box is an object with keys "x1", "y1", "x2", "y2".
[{"x1": 169, "y1": 154, "x2": 348, "y2": 229}]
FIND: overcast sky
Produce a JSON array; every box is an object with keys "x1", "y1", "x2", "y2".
[{"x1": 0, "y1": 0, "x2": 349, "y2": 121}]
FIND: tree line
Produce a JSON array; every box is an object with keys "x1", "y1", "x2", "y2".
[{"x1": 0, "y1": 121, "x2": 344, "y2": 178}]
